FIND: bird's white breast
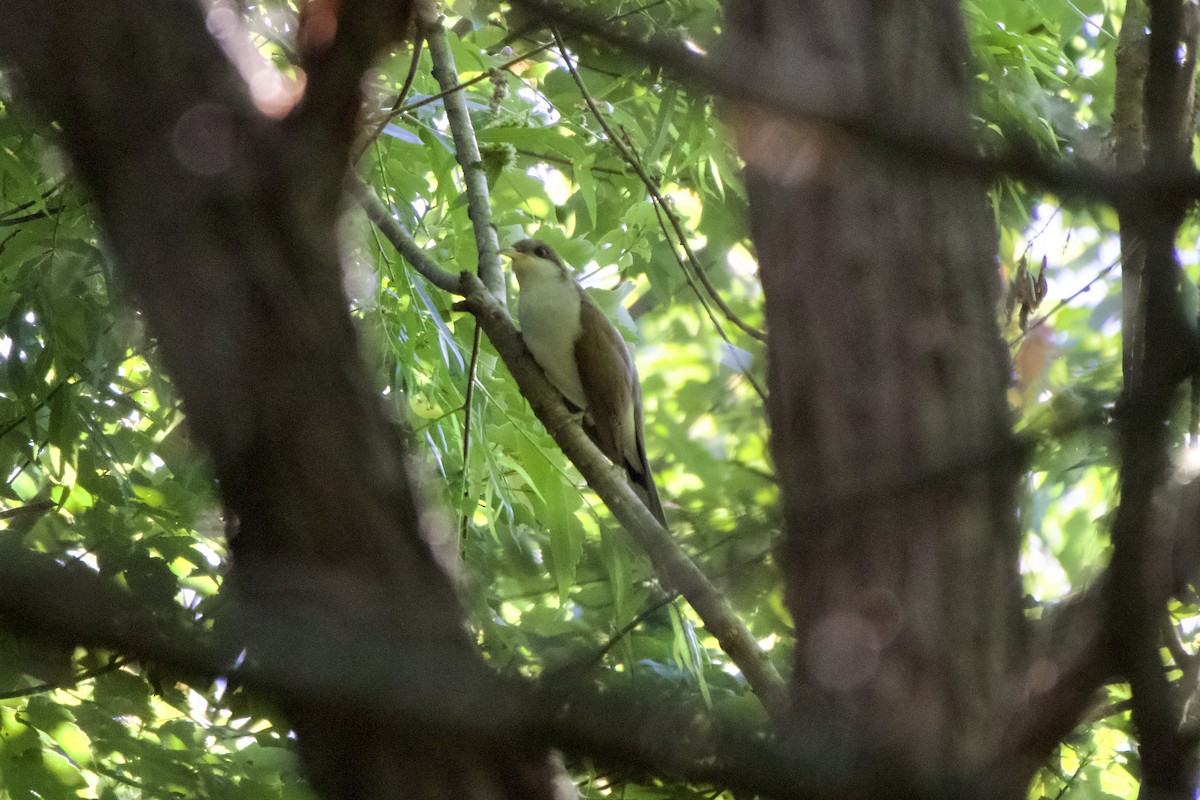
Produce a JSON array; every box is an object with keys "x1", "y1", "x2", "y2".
[{"x1": 518, "y1": 271, "x2": 588, "y2": 410}]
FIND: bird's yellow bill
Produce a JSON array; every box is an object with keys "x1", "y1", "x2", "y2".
[{"x1": 500, "y1": 247, "x2": 533, "y2": 276}]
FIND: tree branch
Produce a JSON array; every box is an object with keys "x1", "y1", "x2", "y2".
[
  {"x1": 358, "y1": 0, "x2": 786, "y2": 709},
  {"x1": 510, "y1": 0, "x2": 1200, "y2": 213},
  {"x1": 988, "y1": 586, "x2": 1114, "y2": 794},
  {"x1": 1116, "y1": 0, "x2": 1152, "y2": 383},
  {"x1": 358, "y1": 172, "x2": 785, "y2": 708},
  {"x1": 355, "y1": 33, "x2": 426, "y2": 162},
  {"x1": 550, "y1": 28, "x2": 767, "y2": 344},
  {"x1": 0, "y1": 551, "x2": 966, "y2": 800},
  {"x1": 416, "y1": 0, "x2": 505, "y2": 300},
  {"x1": 0, "y1": 2, "x2": 565, "y2": 798},
  {"x1": 1102, "y1": 1, "x2": 1200, "y2": 793},
  {"x1": 0, "y1": 655, "x2": 130, "y2": 701},
  {"x1": 646, "y1": 199, "x2": 767, "y2": 400},
  {"x1": 453, "y1": 272, "x2": 787, "y2": 709},
  {"x1": 349, "y1": 178, "x2": 463, "y2": 293},
  {"x1": 288, "y1": 0, "x2": 415, "y2": 200}
]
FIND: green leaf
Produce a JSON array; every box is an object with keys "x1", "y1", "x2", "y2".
[
  {"x1": 542, "y1": 472, "x2": 583, "y2": 605},
  {"x1": 600, "y1": 528, "x2": 635, "y2": 627},
  {"x1": 574, "y1": 156, "x2": 597, "y2": 228},
  {"x1": 643, "y1": 83, "x2": 678, "y2": 167},
  {"x1": 93, "y1": 670, "x2": 156, "y2": 722}
]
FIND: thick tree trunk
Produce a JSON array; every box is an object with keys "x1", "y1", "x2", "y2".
[
  {"x1": 1115, "y1": 0, "x2": 1197, "y2": 392},
  {"x1": 0, "y1": 3, "x2": 560, "y2": 799},
  {"x1": 725, "y1": 0, "x2": 1023, "y2": 786},
  {"x1": 1116, "y1": 0, "x2": 1151, "y2": 385},
  {"x1": 1110, "y1": 3, "x2": 1200, "y2": 795}
]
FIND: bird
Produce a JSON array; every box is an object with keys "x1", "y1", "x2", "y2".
[{"x1": 501, "y1": 239, "x2": 667, "y2": 527}]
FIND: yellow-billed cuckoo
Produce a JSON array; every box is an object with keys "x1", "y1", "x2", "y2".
[{"x1": 501, "y1": 239, "x2": 667, "y2": 527}]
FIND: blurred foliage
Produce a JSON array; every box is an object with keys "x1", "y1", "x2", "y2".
[
  {"x1": 0, "y1": 0, "x2": 1190, "y2": 798},
  {"x1": 973, "y1": 2, "x2": 1200, "y2": 798}
]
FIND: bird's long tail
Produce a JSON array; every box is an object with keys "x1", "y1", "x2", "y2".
[
  {"x1": 581, "y1": 414, "x2": 667, "y2": 528},
  {"x1": 626, "y1": 442, "x2": 667, "y2": 529}
]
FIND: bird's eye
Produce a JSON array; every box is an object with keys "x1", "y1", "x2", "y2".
[{"x1": 535, "y1": 247, "x2": 547, "y2": 258}]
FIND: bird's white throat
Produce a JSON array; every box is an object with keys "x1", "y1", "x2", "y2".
[{"x1": 517, "y1": 268, "x2": 587, "y2": 410}]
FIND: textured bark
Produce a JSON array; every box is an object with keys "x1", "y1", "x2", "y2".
[
  {"x1": 724, "y1": 0, "x2": 1023, "y2": 788},
  {"x1": 1117, "y1": 0, "x2": 1198, "y2": 388},
  {"x1": 0, "y1": 3, "x2": 560, "y2": 799},
  {"x1": 1108, "y1": 3, "x2": 1200, "y2": 795},
  {"x1": 1116, "y1": 0, "x2": 1151, "y2": 384}
]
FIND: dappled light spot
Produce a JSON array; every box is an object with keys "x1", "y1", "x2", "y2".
[
  {"x1": 172, "y1": 103, "x2": 236, "y2": 177},
  {"x1": 204, "y1": 3, "x2": 239, "y2": 39},
  {"x1": 805, "y1": 611, "x2": 883, "y2": 691},
  {"x1": 297, "y1": 0, "x2": 339, "y2": 55},
  {"x1": 725, "y1": 242, "x2": 759, "y2": 280},
  {"x1": 1027, "y1": 657, "x2": 1060, "y2": 694},
  {"x1": 205, "y1": 0, "x2": 303, "y2": 117},
  {"x1": 249, "y1": 68, "x2": 304, "y2": 119},
  {"x1": 726, "y1": 103, "x2": 845, "y2": 186}
]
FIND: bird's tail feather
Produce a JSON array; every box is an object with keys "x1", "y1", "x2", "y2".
[
  {"x1": 626, "y1": 446, "x2": 667, "y2": 529},
  {"x1": 583, "y1": 416, "x2": 667, "y2": 528},
  {"x1": 629, "y1": 468, "x2": 667, "y2": 528}
]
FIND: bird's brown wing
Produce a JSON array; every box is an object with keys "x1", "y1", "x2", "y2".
[
  {"x1": 575, "y1": 297, "x2": 667, "y2": 526},
  {"x1": 575, "y1": 298, "x2": 633, "y2": 466}
]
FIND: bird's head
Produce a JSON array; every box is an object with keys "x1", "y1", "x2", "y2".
[{"x1": 500, "y1": 239, "x2": 569, "y2": 285}]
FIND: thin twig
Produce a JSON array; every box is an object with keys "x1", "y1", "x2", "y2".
[
  {"x1": 386, "y1": 38, "x2": 558, "y2": 119},
  {"x1": 511, "y1": 0, "x2": 1200, "y2": 213},
  {"x1": 354, "y1": 33, "x2": 427, "y2": 163},
  {"x1": 0, "y1": 183, "x2": 63, "y2": 221},
  {"x1": 0, "y1": 499, "x2": 55, "y2": 520},
  {"x1": 492, "y1": 0, "x2": 669, "y2": 52},
  {"x1": 552, "y1": 27, "x2": 768, "y2": 344},
  {"x1": 515, "y1": 147, "x2": 627, "y2": 176},
  {"x1": 0, "y1": 206, "x2": 66, "y2": 226},
  {"x1": 0, "y1": 655, "x2": 129, "y2": 700},
  {"x1": 1020, "y1": 205, "x2": 1063, "y2": 258},
  {"x1": 1162, "y1": 618, "x2": 1193, "y2": 672},
  {"x1": 0, "y1": 377, "x2": 74, "y2": 441},
  {"x1": 550, "y1": 532, "x2": 776, "y2": 675},
  {"x1": 1009, "y1": 256, "x2": 1121, "y2": 347},
  {"x1": 391, "y1": 4, "x2": 659, "y2": 121},
  {"x1": 1051, "y1": 753, "x2": 1093, "y2": 800},
  {"x1": 459, "y1": 322, "x2": 483, "y2": 539},
  {"x1": 348, "y1": 178, "x2": 463, "y2": 294},
  {"x1": 649, "y1": 201, "x2": 768, "y2": 401},
  {"x1": 545, "y1": 591, "x2": 678, "y2": 679},
  {"x1": 418, "y1": 1, "x2": 504, "y2": 299}
]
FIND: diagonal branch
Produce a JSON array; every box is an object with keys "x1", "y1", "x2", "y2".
[
  {"x1": 360, "y1": 173, "x2": 786, "y2": 711},
  {"x1": 349, "y1": 178, "x2": 463, "y2": 293},
  {"x1": 455, "y1": 271, "x2": 787, "y2": 710},
  {"x1": 363, "y1": 2, "x2": 787, "y2": 710},
  {"x1": 0, "y1": 550, "x2": 965, "y2": 800},
  {"x1": 550, "y1": 27, "x2": 767, "y2": 345},
  {"x1": 988, "y1": 586, "x2": 1114, "y2": 794},
  {"x1": 416, "y1": 0, "x2": 505, "y2": 300}
]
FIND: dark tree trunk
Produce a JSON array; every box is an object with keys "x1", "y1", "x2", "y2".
[
  {"x1": 1115, "y1": 0, "x2": 1151, "y2": 385},
  {"x1": 725, "y1": 0, "x2": 1024, "y2": 786},
  {"x1": 0, "y1": 3, "x2": 560, "y2": 799},
  {"x1": 1114, "y1": 0, "x2": 1197, "y2": 392}
]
